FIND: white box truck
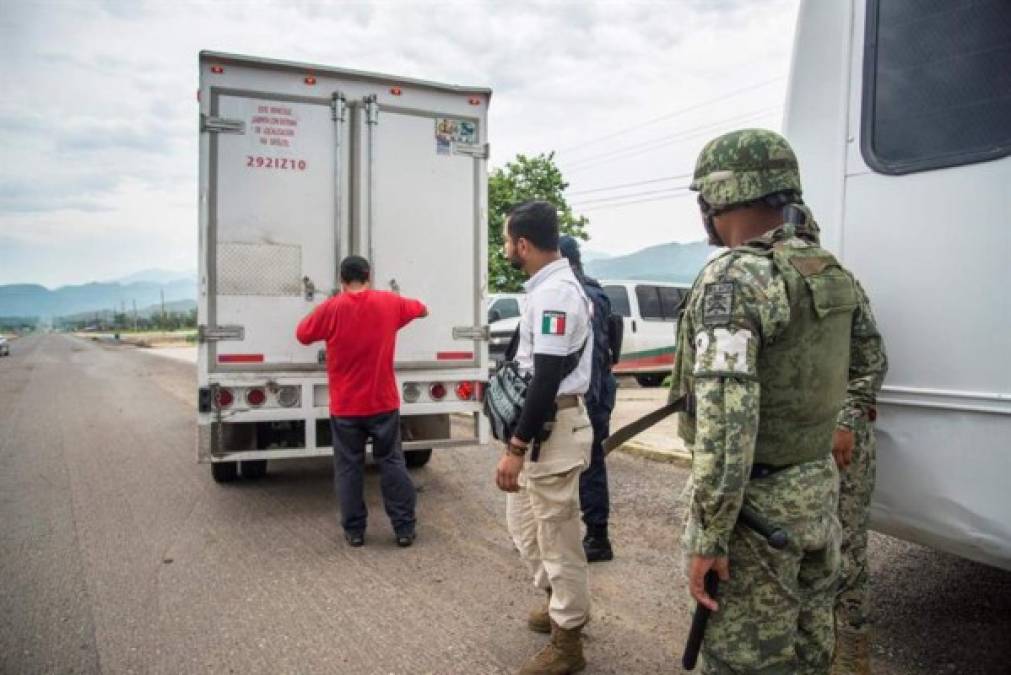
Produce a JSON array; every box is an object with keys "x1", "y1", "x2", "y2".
[
  {"x1": 196, "y1": 51, "x2": 491, "y2": 482},
  {"x1": 785, "y1": 1, "x2": 1010, "y2": 569}
]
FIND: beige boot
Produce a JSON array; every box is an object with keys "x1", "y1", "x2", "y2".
[
  {"x1": 527, "y1": 590, "x2": 552, "y2": 634},
  {"x1": 831, "y1": 628, "x2": 871, "y2": 675},
  {"x1": 517, "y1": 620, "x2": 586, "y2": 675}
]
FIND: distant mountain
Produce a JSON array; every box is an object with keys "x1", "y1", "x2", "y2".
[
  {"x1": 580, "y1": 249, "x2": 612, "y2": 263},
  {"x1": 0, "y1": 279, "x2": 197, "y2": 318},
  {"x1": 585, "y1": 240, "x2": 715, "y2": 284},
  {"x1": 111, "y1": 268, "x2": 196, "y2": 285}
]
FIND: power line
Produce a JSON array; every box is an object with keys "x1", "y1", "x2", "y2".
[
  {"x1": 570, "y1": 186, "x2": 691, "y2": 207},
  {"x1": 566, "y1": 172, "x2": 694, "y2": 197},
  {"x1": 558, "y1": 77, "x2": 786, "y2": 154},
  {"x1": 577, "y1": 191, "x2": 697, "y2": 212},
  {"x1": 564, "y1": 105, "x2": 782, "y2": 171}
]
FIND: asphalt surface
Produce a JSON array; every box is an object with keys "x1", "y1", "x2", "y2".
[{"x1": 0, "y1": 333, "x2": 1008, "y2": 674}]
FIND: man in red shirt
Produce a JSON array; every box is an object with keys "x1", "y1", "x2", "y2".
[{"x1": 296, "y1": 255, "x2": 428, "y2": 548}]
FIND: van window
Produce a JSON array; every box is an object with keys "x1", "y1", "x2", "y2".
[
  {"x1": 635, "y1": 285, "x2": 664, "y2": 320},
  {"x1": 861, "y1": 0, "x2": 1011, "y2": 174},
  {"x1": 490, "y1": 298, "x2": 520, "y2": 321},
  {"x1": 658, "y1": 286, "x2": 687, "y2": 319},
  {"x1": 603, "y1": 285, "x2": 631, "y2": 318}
]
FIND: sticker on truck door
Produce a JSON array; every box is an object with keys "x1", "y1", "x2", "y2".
[{"x1": 435, "y1": 118, "x2": 477, "y2": 155}]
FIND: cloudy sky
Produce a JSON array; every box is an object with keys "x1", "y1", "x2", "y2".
[{"x1": 0, "y1": 0, "x2": 799, "y2": 288}]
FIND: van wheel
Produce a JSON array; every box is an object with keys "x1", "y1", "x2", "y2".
[
  {"x1": 241, "y1": 460, "x2": 268, "y2": 480},
  {"x1": 635, "y1": 374, "x2": 664, "y2": 388},
  {"x1": 405, "y1": 449, "x2": 432, "y2": 468},
  {"x1": 211, "y1": 461, "x2": 239, "y2": 483}
]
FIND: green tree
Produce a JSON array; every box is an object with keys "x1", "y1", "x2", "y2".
[{"x1": 488, "y1": 152, "x2": 589, "y2": 292}]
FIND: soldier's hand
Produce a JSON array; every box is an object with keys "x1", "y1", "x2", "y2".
[
  {"x1": 495, "y1": 452, "x2": 524, "y2": 493},
  {"x1": 688, "y1": 555, "x2": 730, "y2": 611},
  {"x1": 832, "y1": 428, "x2": 855, "y2": 469}
]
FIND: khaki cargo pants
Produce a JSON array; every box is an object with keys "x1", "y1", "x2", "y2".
[{"x1": 506, "y1": 404, "x2": 593, "y2": 630}]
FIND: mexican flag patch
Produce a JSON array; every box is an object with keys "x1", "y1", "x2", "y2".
[{"x1": 541, "y1": 310, "x2": 567, "y2": 335}]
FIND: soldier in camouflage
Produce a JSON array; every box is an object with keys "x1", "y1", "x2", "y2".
[{"x1": 671, "y1": 129, "x2": 882, "y2": 673}]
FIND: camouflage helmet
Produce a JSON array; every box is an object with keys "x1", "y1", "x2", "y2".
[{"x1": 690, "y1": 129, "x2": 802, "y2": 210}]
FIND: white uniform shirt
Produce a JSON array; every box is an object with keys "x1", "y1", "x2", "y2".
[{"x1": 516, "y1": 258, "x2": 593, "y2": 395}]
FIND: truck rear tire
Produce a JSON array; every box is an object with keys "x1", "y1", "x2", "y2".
[
  {"x1": 211, "y1": 461, "x2": 239, "y2": 483},
  {"x1": 635, "y1": 374, "x2": 664, "y2": 388},
  {"x1": 241, "y1": 460, "x2": 268, "y2": 480},
  {"x1": 404, "y1": 449, "x2": 432, "y2": 469}
]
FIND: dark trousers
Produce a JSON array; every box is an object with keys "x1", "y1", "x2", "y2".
[
  {"x1": 330, "y1": 410, "x2": 417, "y2": 536},
  {"x1": 579, "y1": 408, "x2": 611, "y2": 531}
]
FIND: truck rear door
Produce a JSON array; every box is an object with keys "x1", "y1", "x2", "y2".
[
  {"x1": 362, "y1": 100, "x2": 484, "y2": 368},
  {"x1": 206, "y1": 90, "x2": 343, "y2": 371}
]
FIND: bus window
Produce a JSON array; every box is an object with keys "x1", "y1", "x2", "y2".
[
  {"x1": 658, "y1": 286, "x2": 687, "y2": 319},
  {"x1": 862, "y1": 0, "x2": 1011, "y2": 174}
]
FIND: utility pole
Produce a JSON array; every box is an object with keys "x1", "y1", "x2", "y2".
[
  {"x1": 132, "y1": 299, "x2": 138, "y2": 331},
  {"x1": 160, "y1": 289, "x2": 166, "y2": 329}
]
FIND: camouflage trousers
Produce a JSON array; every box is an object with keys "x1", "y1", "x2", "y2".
[
  {"x1": 686, "y1": 457, "x2": 841, "y2": 675},
  {"x1": 835, "y1": 421, "x2": 876, "y2": 634}
]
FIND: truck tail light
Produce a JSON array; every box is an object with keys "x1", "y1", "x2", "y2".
[
  {"x1": 468, "y1": 97, "x2": 481, "y2": 106},
  {"x1": 429, "y1": 383, "x2": 447, "y2": 401},
  {"x1": 210, "y1": 65, "x2": 224, "y2": 74},
  {"x1": 402, "y1": 383, "x2": 421, "y2": 403},
  {"x1": 246, "y1": 387, "x2": 266, "y2": 407},
  {"x1": 215, "y1": 387, "x2": 234, "y2": 409},
  {"x1": 304, "y1": 75, "x2": 317, "y2": 85},
  {"x1": 390, "y1": 87, "x2": 402, "y2": 96},
  {"x1": 455, "y1": 381, "x2": 474, "y2": 400},
  {"x1": 277, "y1": 386, "x2": 299, "y2": 408}
]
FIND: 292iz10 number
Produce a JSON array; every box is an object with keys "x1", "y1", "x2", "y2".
[{"x1": 246, "y1": 156, "x2": 307, "y2": 171}]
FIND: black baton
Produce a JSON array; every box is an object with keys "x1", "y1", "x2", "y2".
[
  {"x1": 681, "y1": 506, "x2": 790, "y2": 670},
  {"x1": 682, "y1": 570, "x2": 719, "y2": 670}
]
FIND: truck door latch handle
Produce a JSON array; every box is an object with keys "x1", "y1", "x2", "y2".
[{"x1": 302, "y1": 276, "x2": 316, "y2": 301}]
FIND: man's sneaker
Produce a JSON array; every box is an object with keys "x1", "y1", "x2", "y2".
[
  {"x1": 344, "y1": 531, "x2": 365, "y2": 547},
  {"x1": 396, "y1": 532, "x2": 416, "y2": 548},
  {"x1": 583, "y1": 534, "x2": 613, "y2": 562}
]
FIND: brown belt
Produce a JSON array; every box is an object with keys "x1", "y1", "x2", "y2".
[{"x1": 556, "y1": 394, "x2": 581, "y2": 410}]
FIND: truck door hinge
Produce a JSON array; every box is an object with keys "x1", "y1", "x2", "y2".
[
  {"x1": 453, "y1": 326, "x2": 490, "y2": 341},
  {"x1": 331, "y1": 92, "x2": 347, "y2": 122},
  {"x1": 200, "y1": 114, "x2": 245, "y2": 134},
  {"x1": 454, "y1": 142, "x2": 489, "y2": 159},
  {"x1": 363, "y1": 95, "x2": 379, "y2": 125},
  {"x1": 198, "y1": 324, "x2": 245, "y2": 343}
]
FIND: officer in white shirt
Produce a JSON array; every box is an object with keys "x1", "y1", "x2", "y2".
[{"x1": 495, "y1": 200, "x2": 594, "y2": 675}]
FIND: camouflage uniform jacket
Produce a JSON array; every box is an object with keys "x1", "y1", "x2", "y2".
[
  {"x1": 674, "y1": 220, "x2": 875, "y2": 557},
  {"x1": 836, "y1": 279, "x2": 888, "y2": 430}
]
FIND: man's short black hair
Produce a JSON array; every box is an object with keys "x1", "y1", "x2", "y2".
[
  {"x1": 506, "y1": 200, "x2": 559, "y2": 252},
  {"x1": 340, "y1": 255, "x2": 370, "y2": 284}
]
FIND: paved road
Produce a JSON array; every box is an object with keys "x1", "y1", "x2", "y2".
[{"x1": 1, "y1": 334, "x2": 1008, "y2": 674}]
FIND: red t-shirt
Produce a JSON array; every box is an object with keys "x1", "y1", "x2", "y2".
[{"x1": 296, "y1": 290, "x2": 427, "y2": 417}]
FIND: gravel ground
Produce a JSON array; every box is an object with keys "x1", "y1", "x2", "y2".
[{"x1": 0, "y1": 334, "x2": 1007, "y2": 674}]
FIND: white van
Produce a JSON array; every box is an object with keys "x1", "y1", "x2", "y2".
[
  {"x1": 786, "y1": 1, "x2": 1010, "y2": 569},
  {"x1": 599, "y1": 280, "x2": 690, "y2": 387}
]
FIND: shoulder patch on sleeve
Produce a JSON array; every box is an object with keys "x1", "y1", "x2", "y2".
[
  {"x1": 702, "y1": 282, "x2": 734, "y2": 326},
  {"x1": 541, "y1": 310, "x2": 567, "y2": 335}
]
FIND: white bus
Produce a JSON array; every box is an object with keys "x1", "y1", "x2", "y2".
[
  {"x1": 785, "y1": 1, "x2": 1010, "y2": 569},
  {"x1": 196, "y1": 52, "x2": 491, "y2": 482}
]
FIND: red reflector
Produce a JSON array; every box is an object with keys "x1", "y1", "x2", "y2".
[
  {"x1": 430, "y1": 383, "x2": 447, "y2": 400},
  {"x1": 468, "y1": 97, "x2": 481, "y2": 106},
  {"x1": 454, "y1": 381, "x2": 474, "y2": 400},
  {"x1": 246, "y1": 388, "x2": 266, "y2": 407},
  {"x1": 437, "y1": 351, "x2": 473, "y2": 361},
  {"x1": 218, "y1": 354, "x2": 264, "y2": 363},
  {"x1": 476, "y1": 382, "x2": 486, "y2": 402},
  {"x1": 304, "y1": 75, "x2": 317, "y2": 85},
  {"x1": 390, "y1": 87, "x2": 402, "y2": 96},
  {"x1": 215, "y1": 388, "x2": 234, "y2": 408},
  {"x1": 210, "y1": 65, "x2": 224, "y2": 74}
]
